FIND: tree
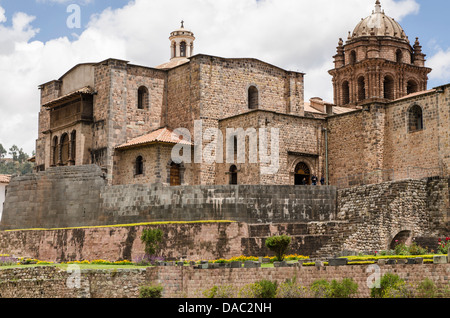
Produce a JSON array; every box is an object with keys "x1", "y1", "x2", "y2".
[
  {"x1": 265, "y1": 235, "x2": 292, "y2": 261},
  {"x1": 0, "y1": 143, "x2": 6, "y2": 159},
  {"x1": 140, "y1": 228, "x2": 164, "y2": 256},
  {"x1": 0, "y1": 143, "x2": 34, "y2": 175}
]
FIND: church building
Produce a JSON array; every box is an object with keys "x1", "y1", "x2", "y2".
[{"x1": 34, "y1": 1, "x2": 449, "y2": 189}]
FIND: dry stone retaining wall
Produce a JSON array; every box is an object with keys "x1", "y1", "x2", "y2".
[{"x1": 2, "y1": 264, "x2": 450, "y2": 299}]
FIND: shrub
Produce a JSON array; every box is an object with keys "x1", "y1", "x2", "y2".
[
  {"x1": 417, "y1": 278, "x2": 438, "y2": 298},
  {"x1": 256, "y1": 279, "x2": 278, "y2": 298},
  {"x1": 203, "y1": 285, "x2": 236, "y2": 298},
  {"x1": 437, "y1": 237, "x2": 450, "y2": 255},
  {"x1": 310, "y1": 279, "x2": 331, "y2": 298},
  {"x1": 140, "y1": 228, "x2": 164, "y2": 256},
  {"x1": 265, "y1": 235, "x2": 292, "y2": 261},
  {"x1": 238, "y1": 283, "x2": 263, "y2": 298},
  {"x1": 408, "y1": 242, "x2": 428, "y2": 255},
  {"x1": 370, "y1": 273, "x2": 410, "y2": 298},
  {"x1": 139, "y1": 285, "x2": 163, "y2": 298},
  {"x1": 328, "y1": 278, "x2": 358, "y2": 298},
  {"x1": 276, "y1": 276, "x2": 308, "y2": 298},
  {"x1": 394, "y1": 243, "x2": 409, "y2": 256}
]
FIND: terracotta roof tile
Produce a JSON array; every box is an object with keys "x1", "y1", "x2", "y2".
[
  {"x1": 393, "y1": 89, "x2": 436, "y2": 102},
  {"x1": 116, "y1": 127, "x2": 192, "y2": 150},
  {"x1": 0, "y1": 175, "x2": 11, "y2": 184}
]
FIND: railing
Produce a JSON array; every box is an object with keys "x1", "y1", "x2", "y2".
[{"x1": 335, "y1": 166, "x2": 446, "y2": 189}]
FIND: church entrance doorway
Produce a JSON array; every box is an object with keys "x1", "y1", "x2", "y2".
[
  {"x1": 170, "y1": 163, "x2": 181, "y2": 186},
  {"x1": 294, "y1": 162, "x2": 311, "y2": 185}
]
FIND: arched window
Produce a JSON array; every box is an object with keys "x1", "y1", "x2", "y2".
[
  {"x1": 170, "y1": 162, "x2": 181, "y2": 186},
  {"x1": 60, "y1": 133, "x2": 69, "y2": 166},
  {"x1": 70, "y1": 130, "x2": 76, "y2": 164},
  {"x1": 349, "y1": 50, "x2": 357, "y2": 65},
  {"x1": 383, "y1": 76, "x2": 394, "y2": 100},
  {"x1": 180, "y1": 41, "x2": 187, "y2": 57},
  {"x1": 229, "y1": 165, "x2": 238, "y2": 185},
  {"x1": 408, "y1": 105, "x2": 424, "y2": 132},
  {"x1": 52, "y1": 136, "x2": 58, "y2": 166},
  {"x1": 407, "y1": 80, "x2": 419, "y2": 95},
  {"x1": 172, "y1": 42, "x2": 177, "y2": 58},
  {"x1": 357, "y1": 76, "x2": 365, "y2": 102},
  {"x1": 342, "y1": 81, "x2": 350, "y2": 105},
  {"x1": 135, "y1": 156, "x2": 144, "y2": 175},
  {"x1": 137, "y1": 86, "x2": 149, "y2": 110},
  {"x1": 396, "y1": 49, "x2": 403, "y2": 63},
  {"x1": 248, "y1": 86, "x2": 259, "y2": 109}
]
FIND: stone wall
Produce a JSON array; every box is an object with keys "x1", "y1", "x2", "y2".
[
  {"x1": 316, "y1": 177, "x2": 450, "y2": 256},
  {"x1": 217, "y1": 110, "x2": 326, "y2": 186},
  {"x1": 327, "y1": 86, "x2": 450, "y2": 188},
  {"x1": 1, "y1": 165, "x2": 337, "y2": 230},
  {"x1": 2, "y1": 264, "x2": 450, "y2": 299},
  {"x1": 0, "y1": 222, "x2": 247, "y2": 263}
]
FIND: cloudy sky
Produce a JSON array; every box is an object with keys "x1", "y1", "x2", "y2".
[{"x1": 0, "y1": 0, "x2": 449, "y2": 155}]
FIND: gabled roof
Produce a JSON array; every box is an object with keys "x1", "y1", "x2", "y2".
[{"x1": 115, "y1": 127, "x2": 192, "y2": 151}]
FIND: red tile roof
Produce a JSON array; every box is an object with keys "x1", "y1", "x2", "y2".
[
  {"x1": 393, "y1": 89, "x2": 436, "y2": 102},
  {"x1": 116, "y1": 127, "x2": 192, "y2": 150},
  {"x1": 0, "y1": 175, "x2": 11, "y2": 184}
]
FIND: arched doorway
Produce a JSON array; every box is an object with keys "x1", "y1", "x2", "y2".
[
  {"x1": 229, "y1": 165, "x2": 238, "y2": 185},
  {"x1": 389, "y1": 230, "x2": 411, "y2": 250},
  {"x1": 294, "y1": 162, "x2": 311, "y2": 185}
]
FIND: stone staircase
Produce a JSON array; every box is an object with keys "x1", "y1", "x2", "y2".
[{"x1": 241, "y1": 221, "x2": 349, "y2": 258}]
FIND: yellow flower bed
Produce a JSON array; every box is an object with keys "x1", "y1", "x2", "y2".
[{"x1": 3, "y1": 220, "x2": 237, "y2": 232}]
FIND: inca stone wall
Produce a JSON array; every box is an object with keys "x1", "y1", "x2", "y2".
[
  {"x1": 0, "y1": 165, "x2": 337, "y2": 230},
  {"x1": 1, "y1": 166, "x2": 448, "y2": 259}
]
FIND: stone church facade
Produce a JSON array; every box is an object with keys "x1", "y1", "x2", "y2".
[{"x1": 34, "y1": 1, "x2": 449, "y2": 190}]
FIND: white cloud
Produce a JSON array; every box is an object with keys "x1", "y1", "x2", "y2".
[
  {"x1": 428, "y1": 48, "x2": 450, "y2": 81},
  {"x1": 0, "y1": 0, "x2": 424, "y2": 155}
]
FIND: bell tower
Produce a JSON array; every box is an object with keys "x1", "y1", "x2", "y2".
[
  {"x1": 169, "y1": 21, "x2": 195, "y2": 60},
  {"x1": 329, "y1": 1, "x2": 431, "y2": 107}
]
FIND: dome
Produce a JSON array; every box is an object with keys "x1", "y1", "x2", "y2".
[{"x1": 349, "y1": 1, "x2": 408, "y2": 43}]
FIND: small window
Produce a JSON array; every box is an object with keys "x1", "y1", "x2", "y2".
[
  {"x1": 137, "y1": 86, "x2": 149, "y2": 110},
  {"x1": 229, "y1": 165, "x2": 238, "y2": 185},
  {"x1": 408, "y1": 105, "x2": 424, "y2": 132},
  {"x1": 135, "y1": 156, "x2": 144, "y2": 175},
  {"x1": 248, "y1": 86, "x2": 259, "y2": 109},
  {"x1": 396, "y1": 49, "x2": 403, "y2": 63},
  {"x1": 349, "y1": 50, "x2": 356, "y2": 65}
]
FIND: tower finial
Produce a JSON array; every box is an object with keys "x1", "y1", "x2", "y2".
[
  {"x1": 375, "y1": 0, "x2": 382, "y2": 13},
  {"x1": 181, "y1": 20, "x2": 184, "y2": 28}
]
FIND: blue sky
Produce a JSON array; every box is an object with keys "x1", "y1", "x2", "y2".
[{"x1": 0, "y1": 0, "x2": 449, "y2": 155}]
